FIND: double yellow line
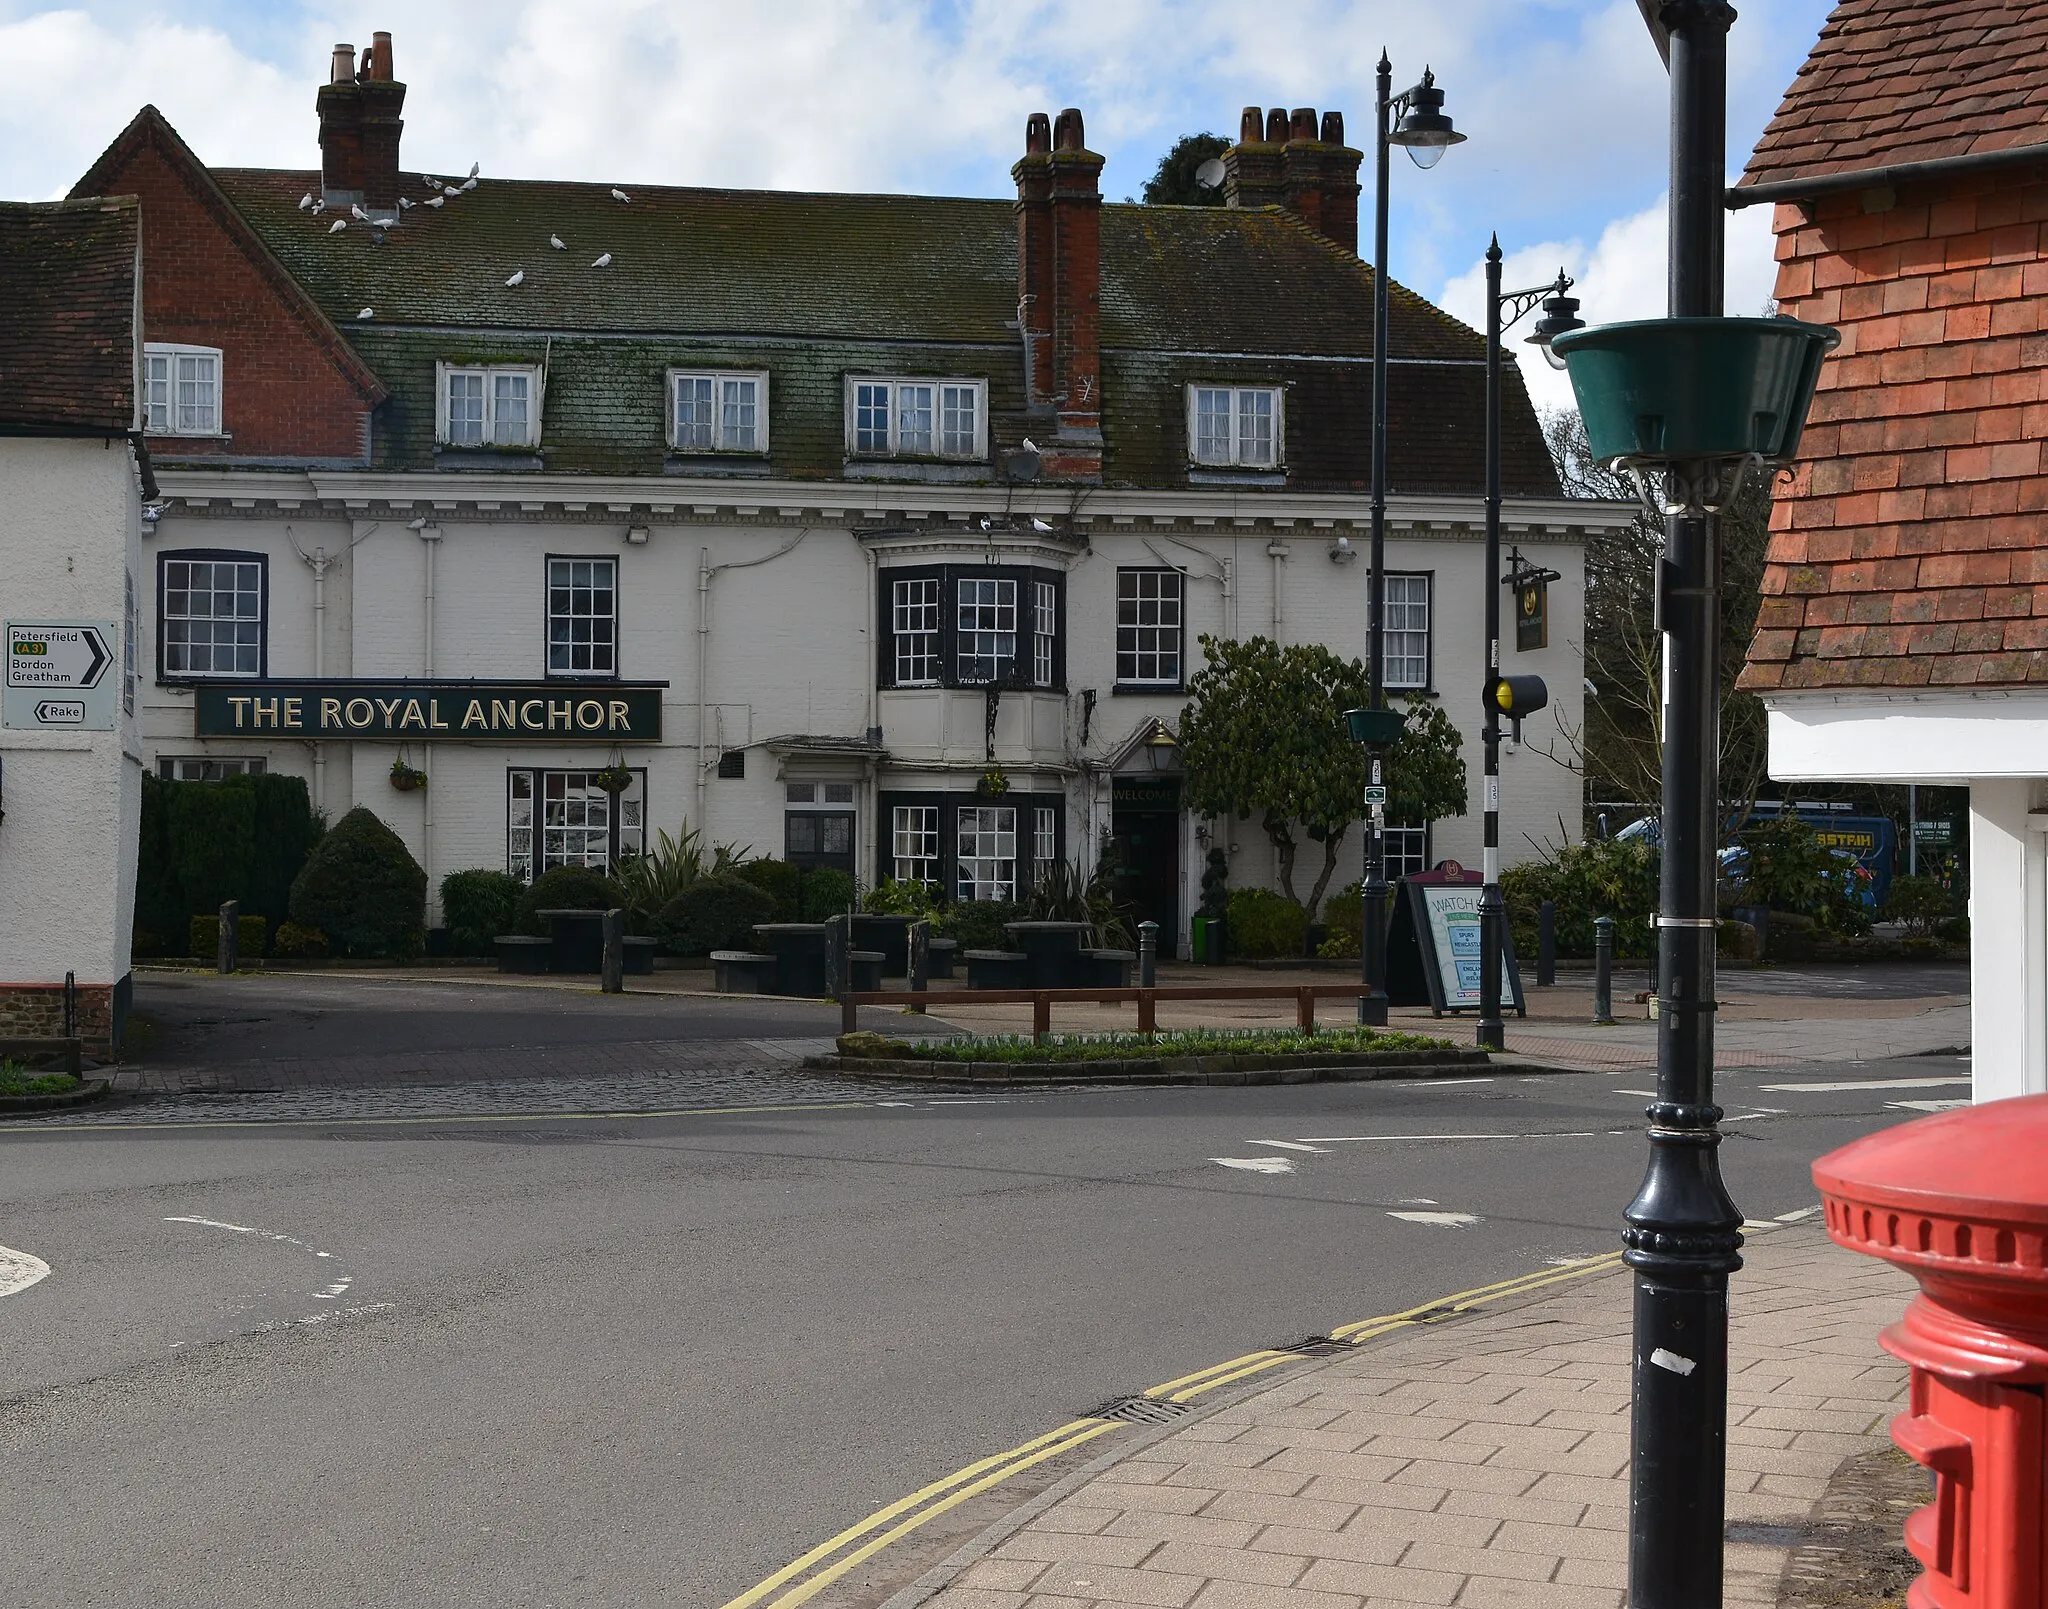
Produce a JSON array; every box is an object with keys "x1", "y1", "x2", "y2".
[{"x1": 718, "y1": 1250, "x2": 1624, "y2": 1609}]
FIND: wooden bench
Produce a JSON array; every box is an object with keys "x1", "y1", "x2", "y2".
[
  {"x1": 711, "y1": 951, "x2": 779, "y2": 993},
  {"x1": 492, "y1": 936, "x2": 553, "y2": 975}
]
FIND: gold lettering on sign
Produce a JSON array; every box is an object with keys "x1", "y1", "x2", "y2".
[
  {"x1": 493, "y1": 699, "x2": 518, "y2": 731},
  {"x1": 521, "y1": 699, "x2": 544, "y2": 730},
  {"x1": 253, "y1": 697, "x2": 279, "y2": 728},
  {"x1": 462, "y1": 700, "x2": 487, "y2": 731},
  {"x1": 321, "y1": 698, "x2": 342, "y2": 729},
  {"x1": 228, "y1": 696, "x2": 251, "y2": 728},
  {"x1": 283, "y1": 697, "x2": 303, "y2": 730},
  {"x1": 430, "y1": 699, "x2": 450, "y2": 731},
  {"x1": 346, "y1": 698, "x2": 373, "y2": 729},
  {"x1": 376, "y1": 698, "x2": 402, "y2": 726},
  {"x1": 576, "y1": 699, "x2": 603, "y2": 730},
  {"x1": 401, "y1": 699, "x2": 427, "y2": 730},
  {"x1": 549, "y1": 700, "x2": 573, "y2": 731},
  {"x1": 609, "y1": 700, "x2": 630, "y2": 731}
]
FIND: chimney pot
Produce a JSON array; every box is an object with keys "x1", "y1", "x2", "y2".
[
  {"x1": 1025, "y1": 111, "x2": 1051, "y2": 155},
  {"x1": 1053, "y1": 107, "x2": 1086, "y2": 152},
  {"x1": 1264, "y1": 107, "x2": 1289, "y2": 144},
  {"x1": 370, "y1": 31, "x2": 394, "y2": 82},
  {"x1": 1321, "y1": 110, "x2": 1344, "y2": 145},
  {"x1": 1240, "y1": 106, "x2": 1264, "y2": 144},
  {"x1": 1290, "y1": 107, "x2": 1318, "y2": 142},
  {"x1": 330, "y1": 44, "x2": 356, "y2": 84}
]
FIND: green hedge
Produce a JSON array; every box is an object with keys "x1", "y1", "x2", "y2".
[
  {"x1": 1226, "y1": 887, "x2": 1309, "y2": 958},
  {"x1": 800, "y1": 866, "x2": 856, "y2": 921},
  {"x1": 134, "y1": 772, "x2": 320, "y2": 953},
  {"x1": 288, "y1": 807, "x2": 426, "y2": 959},
  {"x1": 440, "y1": 869, "x2": 526, "y2": 955},
  {"x1": 1501, "y1": 839, "x2": 1659, "y2": 959},
  {"x1": 188, "y1": 913, "x2": 268, "y2": 961},
  {"x1": 936, "y1": 899, "x2": 1021, "y2": 952},
  {"x1": 516, "y1": 865, "x2": 623, "y2": 934},
  {"x1": 737, "y1": 858, "x2": 802, "y2": 922},
  {"x1": 658, "y1": 873, "x2": 777, "y2": 955}
]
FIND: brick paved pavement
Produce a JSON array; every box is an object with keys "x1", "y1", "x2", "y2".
[{"x1": 921, "y1": 1224, "x2": 1915, "y2": 1609}]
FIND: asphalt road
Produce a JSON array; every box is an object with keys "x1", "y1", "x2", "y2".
[{"x1": 0, "y1": 1055, "x2": 1955, "y2": 1607}]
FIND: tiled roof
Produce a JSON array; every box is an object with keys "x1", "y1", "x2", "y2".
[
  {"x1": 1738, "y1": 169, "x2": 2048, "y2": 693},
  {"x1": 1739, "y1": 1, "x2": 2048, "y2": 197},
  {"x1": 197, "y1": 167, "x2": 1558, "y2": 495},
  {"x1": 0, "y1": 197, "x2": 139, "y2": 433}
]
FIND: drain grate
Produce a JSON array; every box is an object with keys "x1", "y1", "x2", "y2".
[
  {"x1": 1093, "y1": 1395, "x2": 1197, "y2": 1426},
  {"x1": 1277, "y1": 1335, "x2": 1347, "y2": 1357}
]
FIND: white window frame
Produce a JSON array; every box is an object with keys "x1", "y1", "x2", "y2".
[
  {"x1": 1385, "y1": 823, "x2": 1430, "y2": 881},
  {"x1": 437, "y1": 362, "x2": 543, "y2": 449},
  {"x1": 956, "y1": 805, "x2": 1017, "y2": 902},
  {"x1": 158, "y1": 756, "x2": 266, "y2": 782},
  {"x1": 892, "y1": 804, "x2": 939, "y2": 888},
  {"x1": 159, "y1": 551, "x2": 265, "y2": 680},
  {"x1": 1033, "y1": 805, "x2": 1057, "y2": 880},
  {"x1": 1116, "y1": 568, "x2": 1184, "y2": 687},
  {"x1": 1186, "y1": 384, "x2": 1284, "y2": 468},
  {"x1": 508, "y1": 768, "x2": 644, "y2": 881},
  {"x1": 142, "y1": 344, "x2": 223, "y2": 436},
  {"x1": 892, "y1": 576, "x2": 941, "y2": 687},
  {"x1": 546, "y1": 556, "x2": 618, "y2": 679},
  {"x1": 955, "y1": 576, "x2": 1017, "y2": 684},
  {"x1": 846, "y1": 377, "x2": 987, "y2": 460},
  {"x1": 668, "y1": 369, "x2": 768, "y2": 454},
  {"x1": 1383, "y1": 573, "x2": 1431, "y2": 692},
  {"x1": 1033, "y1": 581, "x2": 1057, "y2": 688}
]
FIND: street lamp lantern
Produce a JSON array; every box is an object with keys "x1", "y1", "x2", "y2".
[
  {"x1": 1360, "y1": 51, "x2": 1459, "y2": 1029},
  {"x1": 1388, "y1": 68, "x2": 1464, "y2": 167},
  {"x1": 1527, "y1": 278, "x2": 1584, "y2": 369}
]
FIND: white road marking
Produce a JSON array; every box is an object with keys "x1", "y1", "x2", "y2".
[
  {"x1": 1615, "y1": 1089, "x2": 1658, "y2": 1097},
  {"x1": 1890, "y1": 1099, "x2": 1971, "y2": 1113},
  {"x1": 1294, "y1": 1132, "x2": 1598, "y2": 1143},
  {"x1": 0, "y1": 1243, "x2": 51, "y2": 1299},
  {"x1": 1397, "y1": 1197, "x2": 1439, "y2": 1205},
  {"x1": 1759, "y1": 1076, "x2": 1972, "y2": 1093},
  {"x1": 1387, "y1": 1210, "x2": 1479, "y2": 1227},
  {"x1": 164, "y1": 1215, "x2": 359, "y2": 1310},
  {"x1": 1412, "y1": 1078, "x2": 1494, "y2": 1087},
  {"x1": 1213, "y1": 1156, "x2": 1295, "y2": 1174},
  {"x1": 1250, "y1": 1140, "x2": 1329, "y2": 1153},
  {"x1": 1775, "y1": 1206, "x2": 1821, "y2": 1223}
]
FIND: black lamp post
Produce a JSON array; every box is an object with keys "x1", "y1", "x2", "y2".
[
  {"x1": 1361, "y1": 53, "x2": 1463, "y2": 1026},
  {"x1": 1477, "y1": 244, "x2": 1581, "y2": 1051}
]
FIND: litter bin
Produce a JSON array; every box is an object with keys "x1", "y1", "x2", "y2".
[{"x1": 1811, "y1": 1094, "x2": 2048, "y2": 1609}]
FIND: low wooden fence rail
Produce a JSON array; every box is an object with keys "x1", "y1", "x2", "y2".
[{"x1": 839, "y1": 983, "x2": 1379, "y2": 1041}]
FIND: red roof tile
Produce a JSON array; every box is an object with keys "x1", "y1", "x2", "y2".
[{"x1": 0, "y1": 197, "x2": 139, "y2": 433}]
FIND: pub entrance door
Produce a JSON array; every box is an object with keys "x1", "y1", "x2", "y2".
[{"x1": 1110, "y1": 777, "x2": 1180, "y2": 945}]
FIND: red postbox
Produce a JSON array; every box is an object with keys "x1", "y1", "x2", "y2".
[{"x1": 1812, "y1": 1094, "x2": 2048, "y2": 1609}]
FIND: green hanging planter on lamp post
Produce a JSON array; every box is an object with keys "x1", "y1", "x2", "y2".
[{"x1": 1550, "y1": 314, "x2": 1839, "y2": 466}]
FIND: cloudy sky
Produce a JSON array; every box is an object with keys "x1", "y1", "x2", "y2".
[{"x1": 2, "y1": 0, "x2": 1830, "y2": 411}]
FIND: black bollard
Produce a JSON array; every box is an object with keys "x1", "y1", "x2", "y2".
[
  {"x1": 1593, "y1": 914, "x2": 1615, "y2": 1025},
  {"x1": 907, "y1": 919, "x2": 929, "y2": 1012},
  {"x1": 217, "y1": 900, "x2": 239, "y2": 975},
  {"x1": 600, "y1": 908, "x2": 625, "y2": 994},
  {"x1": 1537, "y1": 899, "x2": 1557, "y2": 987},
  {"x1": 1138, "y1": 921, "x2": 1158, "y2": 989}
]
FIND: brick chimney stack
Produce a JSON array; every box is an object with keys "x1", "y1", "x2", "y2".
[
  {"x1": 318, "y1": 31, "x2": 405, "y2": 219},
  {"x1": 1013, "y1": 108, "x2": 1105, "y2": 481},
  {"x1": 1224, "y1": 105, "x2": 1364, "y2": 256}
]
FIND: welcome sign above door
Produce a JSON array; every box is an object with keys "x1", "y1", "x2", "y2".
[{"x1": 193, "y1": 681, "x2": 667, "y2": 742}]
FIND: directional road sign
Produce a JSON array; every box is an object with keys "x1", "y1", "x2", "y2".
[{"x1": 4, "y1": 621, "x2": 119, "y2": 731}]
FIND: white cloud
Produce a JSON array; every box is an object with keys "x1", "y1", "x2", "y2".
[{"x1": 1438, "y1": 189, "x2": 1783, "y2": 414}]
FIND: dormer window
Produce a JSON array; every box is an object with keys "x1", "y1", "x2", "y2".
[
  {"x1": 143, "y1": 344, "x2": 222, "y2": 436},
  {"x1": 848, "y1": 378, "x2": 985, "y2": 459},
  {"x1": 1188, "y1": 385, "x2": 1282, "y2": 468},
  {"x1": 671, "y1": 370, "x2": 766, "y2": 453},
  {"x1": 438, "y1": 363, "x2": 541, "y2": 448}
]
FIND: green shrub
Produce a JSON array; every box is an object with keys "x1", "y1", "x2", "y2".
[
  {"x1": 241, "y1": 773, "x2": 321, "y2": 936},
  {"x1": 864, "y1": 877, "x2": 936, "y2": 917},
  {"x1": 288, "y1": 806, "x2": 426, "y2": 959},
  {"x1": 440, "y1": 869, "x2": 526, "y2": 954},
  {"x1": 188, "y1": 913, "x2": 268, "y2": 960},
  {"x1": 1503, "y1": 838, "x2": 1659, "y2": 959},
  {"x1": 800, "y1": 866, "x2": 856, "y2": 921},
  {"x1": 1198, "y1": 847, "x2": 1230, "y2": 920},
  {"x1": 1881, "y1": 874, "x2": 1954, "y2": 939},
  {"x1": 1317, "y1": 882, "x2": 1363, "y2": 959},
  {"x1": 168, "y1": 777, "x2": 254, "y2": 915},
  {"x1": 134, "y1": 774, "x2": 184, "y2": 945},
  {"x1": 516, "y1": 865, "x2": 624, "y2": 933},
  {"x1": 1934, "y1": 914, "x2": 1970, "y2": 946},
  {"x1": 1226, "y1": 887, "x2": 1309, "y2": 958},
  {"x1": 273, "y1": 921, "x2": 329, "y2": 958},
  {"x1": 134, "y1": 772, "x2": 320, "y2": 941},
  {"x1": 737, "y1": 858, "x2": 802, "y2": 922},
  {"x1": 937, "y1": 899, "x2": 1022, "y2": 951},
  {"x1": 658, "y1": 872, "x2": 777, "y2": 955}
]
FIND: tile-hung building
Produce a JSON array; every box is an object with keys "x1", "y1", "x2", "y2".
[
  {"x1": 1736, "y1": 0, "x2": 2048, "y2": 1101},
  {"x1": 78, "y1": 35, "x2": 1621, "y2": 947}
]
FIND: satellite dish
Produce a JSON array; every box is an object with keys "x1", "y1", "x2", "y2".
[{"x1": 1194, "y1": 158, "x2": 1227, "y2": 190}]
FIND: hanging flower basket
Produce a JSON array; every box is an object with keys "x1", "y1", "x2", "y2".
[
  {"x1": 975, "y1": 766, "x2": 1010, "y2": 799},
  {"x1": 389, "y1": 760, "x2": 428, "y2": 792},
  {"x1": 592, "y1": 764, "x2": 633, "y2": 794}
]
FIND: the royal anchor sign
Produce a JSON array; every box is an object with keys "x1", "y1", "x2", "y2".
[
  {"x1": 4, "y1": 621, "x2": 118, "y2": 731},
  {"x1": 193, "y1": 680, "x2": 667, "y2": 742}
]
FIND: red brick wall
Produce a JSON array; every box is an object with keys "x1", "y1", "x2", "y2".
[
  {"x1": 0, "y1": 983, "x2": 117, "y2": 1060},
  {"x1": 1744, "y1": 163, "x2": 2048, "y2": 691},
  {"x1": 97, "y1": 138, "x2": 374, "y2": 462}
]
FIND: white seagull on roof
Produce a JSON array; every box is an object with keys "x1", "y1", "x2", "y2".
[
  {"x1": 459, "y1": 176, "x2": 478, "y2": 191},
  {"x1": 611, "y1": 188, "x2": 630, "y2": 203},
  {"x1": 468, "y1": 162, "x2": 480, "y2": 178},
  {"x1": 591, "y1": 252, "x2": 612, "y2": 268},
  {"x1": 505, "y1": 269, "x2": 524, "y2": 287},
  {"x1": 550, "y1": 235, "x2": 565, "y2": 249},
  {"x1": 311, "y1": 199, "x2": 325, "y2": 214},
  {"x1": 424, "y1": 176, "x2": 443, "y2": 191},
  {"x1": 350, "y1": 203, "x2": 369, "y2": 221},
  {"x1": 357, "y1": 307, "x2": 374, "y2": 320},
  {"x1": 398, "y1": 196, "x2": 415, "y2": 209},
  {"x1": 328, "y1": 219, "x2": 347, "y2": 233},
  {"x1": 299, "y1": 193, "x2": 313, "y2": 210},
  {"x1": 425, "y1": 195, "x2": 444, "y2": 208}
]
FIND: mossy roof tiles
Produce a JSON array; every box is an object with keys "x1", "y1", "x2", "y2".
[{"x1": 0, "y1": 196, "x2": 140, "y2": 433}]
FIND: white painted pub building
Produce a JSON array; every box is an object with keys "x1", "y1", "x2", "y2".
[{"x1": 79, "y1": 40, "x2": 1625, "y2": 947}]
